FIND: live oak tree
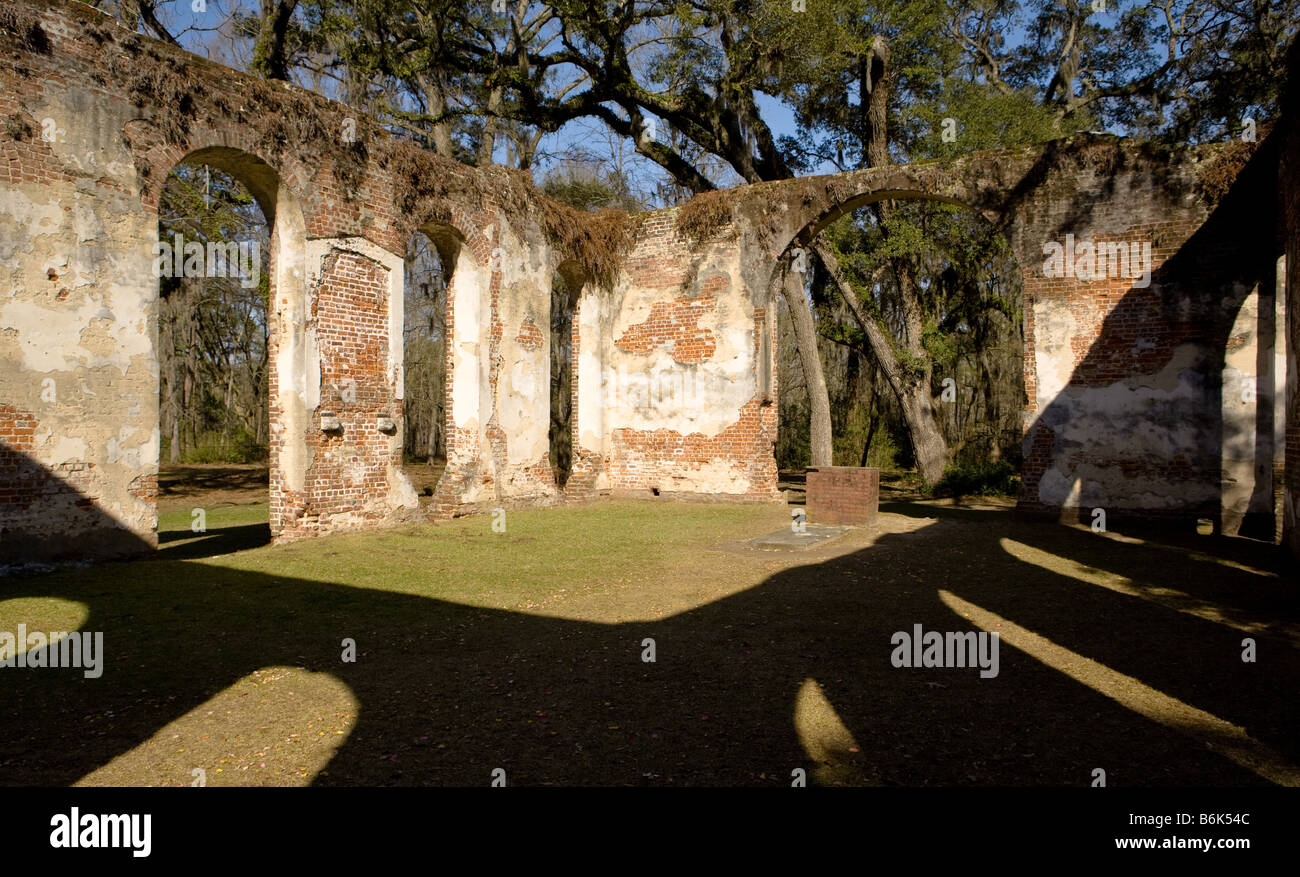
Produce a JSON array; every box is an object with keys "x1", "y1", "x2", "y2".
[{"x1": 136, "y1": 0, "x2": 1298, "y2": 478}]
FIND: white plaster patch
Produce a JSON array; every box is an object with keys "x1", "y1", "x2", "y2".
[
  {"x1": 450, "y1": 267, "x2": 484, "y2": 430},
  {"x1": 1032, "y1": 298, "x2": 1078, "y2": 409},
  {"x1": 37, "y1": 433, "x2": 88, "y2": 466}
]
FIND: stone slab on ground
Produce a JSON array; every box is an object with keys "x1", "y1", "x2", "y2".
[{"x1": 748, "y1": 523, "x2": 850, "y2": 551}]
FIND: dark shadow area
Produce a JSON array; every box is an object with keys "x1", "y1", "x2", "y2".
[
  {"x1": 155, "y1": 521, "x2": 271, "y2": 559},
  {"x1": 157, "y1": 465, "x2": 269, "y2": 498},
  {"x1": 0, "y1": 431, "x2": 154, "y2": 566},
  {"x1": 1, "y1": 455, "x2": 1297, "y2": 787}
]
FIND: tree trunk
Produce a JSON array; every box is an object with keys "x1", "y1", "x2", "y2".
[
  {"x1": 779, "y1": 265, "x2": 833, "y2": 467},
  {"x1": 840, "y1": 36, "x2": 947, "y2": 484},
  {"x1": 417, "y1": 72, "x2": 456, "y2": 158},
  {"x1": 811, "y1": 238, "x2": 948, "y2": 484},
  {"x1": 252, "y1": 1, "x2": 299, "y2": 81},
  {"x1": 478, "y1": 86, "x2": 503, "y2": 166},
  {"x1": 860, "y1": 391, "x2": 879, "y2": 468}
]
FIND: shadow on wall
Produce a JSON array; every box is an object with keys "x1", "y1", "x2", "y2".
[
  {"x1": 0, "y1": 435, "x2": 154, "y2": 566},
  {"x1": 1020, "y1": 134, "x2": 1284, "y2": 538},
  {"x1": 1, "y1": 451, "x2": 1297, "y2": 786}
]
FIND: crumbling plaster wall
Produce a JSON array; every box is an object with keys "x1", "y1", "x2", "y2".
[
  {"x1": 0, "y1": 0, "x2": 569, "y2": 560},
  {"x1": 0, "y1": 66, "x2": 160, "y2": 561},
  {"x1": 591, "y1": 208, "x2": 779, "y2": 500},
  {"x1": 701, "y1": 138, "x2": 1281, "y2": 531},
  {"x1": 1, "y1": 0, "x2": 1289, "y2": 566}
]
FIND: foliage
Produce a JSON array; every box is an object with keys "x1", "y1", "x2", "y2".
[
  {"x1": 158, "y1": 163, "x2": 271, "y2": 465},
  {"x1": 164, "y1": 429, "x2": 268, "y2": 465},
  {"x1": 403, "y1": 232, "x2": 449, "y2": 462},
  {"x1": 930, "y1": 460, "x2": 1021, "y2": 498}
]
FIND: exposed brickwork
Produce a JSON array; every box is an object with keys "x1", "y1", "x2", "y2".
[
  {"x1": 0, "y1": 0, "x2": 556, "y2": 551},
  {"x1": 516, "y1": 314, "x2": 543, "y2": 351},
  {"x1": 278, "y1": 250, "x2": 397, "y2": 539},
  {"x1": 615, "y1": 291, "x2": 718, "y2": 364},
  {"x1": 601, "y1": 212, "x2": 777, "y2": 499},
  {"x1": 609, "y1": 397, "x2": 778, "y2": 500},
  {"x1": 0, "y1": 404, "x2": 154, "y2": 560},
  {"x1": 2, "y1": 0, "x2": 1291, "y2": 564},
  {"x1": 806, "y1": 467, "x2": 880, "y2": 525}
]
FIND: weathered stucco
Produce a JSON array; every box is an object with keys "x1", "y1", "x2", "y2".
[{"x1": 2, "y1": 0, "x2": 1295, "y2": 565}]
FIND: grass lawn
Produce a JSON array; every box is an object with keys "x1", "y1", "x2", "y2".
[{"x1": 2, "y1": 498, "x2": 1298, "y2": 787}]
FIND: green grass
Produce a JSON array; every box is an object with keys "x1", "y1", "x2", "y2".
[
  {"x1": 174, "y1": 500, "x2": 786, "y2": 618},
  {"x1": 3, "y1": 499, "x2": 1297, "y2": 787},
  {"x1": 159, "y1": 501, "x2": 269, "y2": 534}
]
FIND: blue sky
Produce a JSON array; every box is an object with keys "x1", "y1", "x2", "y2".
[
  {"x1": 145, "y1": 0, "x2": 827, "y2": 201},
  {"x1": 144, "y1": 0, "x2": 1122, "y2": 202}
]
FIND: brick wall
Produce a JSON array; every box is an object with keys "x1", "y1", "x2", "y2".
[
  {"x1": 729, "y1": 138, "x2": 1278, "y2": 531},
  {"x1": 0, "y1": 0, "x2": 558, "y2": 557},
  {"x1": 806, "y1": 467, "x2": 880, "y2": 526},
  {"x1": 602, "y1": 211, "x2": 778, "y2": 501},
  {"x1": 2, "y1": 0, "x2": 1289, "y2": 564},
  {"x1": 277, "y1": 251, "x2": 399, "y2": 538}
]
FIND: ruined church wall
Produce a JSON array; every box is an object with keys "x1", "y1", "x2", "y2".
[
  {"x1": 1011, "y1": 147, "x2": 1278, "y2": 532},
  {"x1": 589, "y1": 209, "x2": 779, "y2": 500},
  {"x1": 0, "y1": 8, "x2": 160, "y2": 561},
  {"x1": 723, "y1": 140, "x2": 1279, "y2": 532},
  {"x1": 0, "y1": 0, "x2": 564, "y2": 559}
]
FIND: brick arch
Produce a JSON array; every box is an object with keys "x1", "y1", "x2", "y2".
[
  {"x1": 131, "y1": 129, "x2": 313, "y2": 220},
  {"x1": 400, "y1": 219, "x2": 464, "y2": 509},
  {"x1": 758, "y1": 164, "x2": 997, "y2": 264},
  {"x1": 762, "y1": 188, "x2": 1026, "y2": 480},
  {"x1": 761, "y1": 179, "x2": 1020, "y2": 319},
  {"x1": 406, "y1": 210, "x2": 494, "y2": 270},
  {"x1": 144, "y1": 142, "x2": 315, "y2": 540}
]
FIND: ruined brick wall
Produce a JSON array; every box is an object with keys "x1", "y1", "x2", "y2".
[
  {"x1": 1011, "y1": 144, "x2": 1281, "y2": 534},
  {"x1": 592, "y1": 209, "x2": 779, "y2": 501},
  {"x1": 714, "y1": 138, "x2": 1280, "y2": 532},
  {"x1": 281, "y1": 248, "x2": 401, "y2": 537},
  {"x1": 0, "y1": 0, "x2": 561, "y2": 562},
  {"x1": 1, "y1": 0, "x2": 1287, "y2": 566}
]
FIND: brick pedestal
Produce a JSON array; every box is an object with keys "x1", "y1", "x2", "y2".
[{"x1": 805, "y1": 467, "x2": 880, "y2": 525}]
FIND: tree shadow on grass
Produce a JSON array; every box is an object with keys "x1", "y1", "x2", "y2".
[{"x1": 1, "y1": 498, "x2": 1297, "y2": 787}]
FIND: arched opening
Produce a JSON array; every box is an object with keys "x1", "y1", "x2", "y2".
[
  {"x1": 1217, "y1": 249, "x2": 1287, "y2": 540},
  {"x1": 775, "y1": 195, "x2": 1024, "y2": 505},
  {"x1": 402, "y1": 224, "x2": 462, "y2": 508},
  {"x1": 155, "y1": 156, "x2": 270, "y2": 556},
  {"x1": 153, "y1": 146, "x2": 307, "y2": 556},
  {"x1": 550, "y1": 263, "x2": 584, "y2": 491}
]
